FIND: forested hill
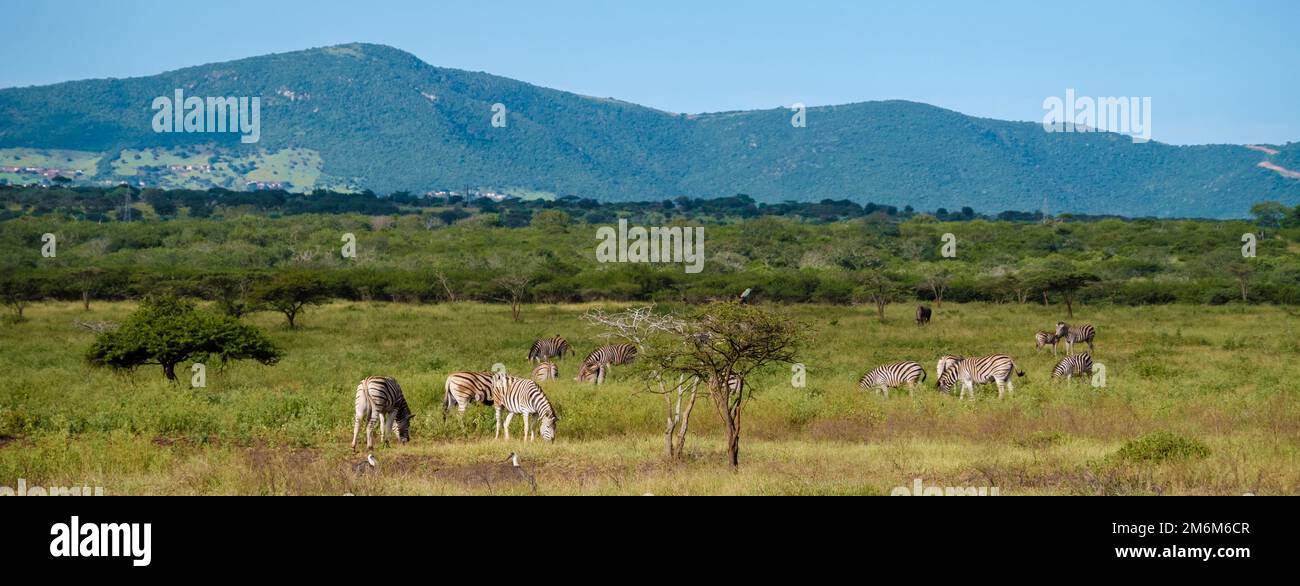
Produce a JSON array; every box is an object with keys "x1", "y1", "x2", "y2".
[{"x1": 2, "y1": 42, "x2": 1298, "y2": 218}]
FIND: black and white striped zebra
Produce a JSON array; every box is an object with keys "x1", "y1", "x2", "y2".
[
  {"x1": 528, "y1": 335, "x2": 573, "y2": 363},
  {"x1": 352, "y1": 376, "x2": 414, "y2": 450},
  {"x1": 936, "y1": 354, "x2": 1024, "y2": 400},
  {"x1": 935, "y1": 355, "x2": 964, "y2": 382},
  {"x1": 1052, "y1": 352, "x2": 1093, "y2": 381},
  {"x1": 442, "y1": 371, "x2": 495, "y2": 418},
  {"x1": 532, "y1": 361, "x2": 559, "y2": 382},
  {"x1": 1055, "y1": 322, "x2": 1096, "y2": 355},
  {"x1": 490, "y1": 372, "x2": 559, "y2": 442},
  {"x1": 859, "y1": 361, "x2": 926, "y2": 397},
  {"x1": 574, "y1": 360, "x2": 608, "y2": 384},
  {"x1": 1035, "y1": 331, "x2": 1059, "y2": 356},
  {"x1": 583, "y1": 343, "x2": 638, "y2": 367}
]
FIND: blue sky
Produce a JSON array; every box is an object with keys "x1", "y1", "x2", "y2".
[{"x1": 2, "y1": 0, "x2": 1296, "y2": 145}]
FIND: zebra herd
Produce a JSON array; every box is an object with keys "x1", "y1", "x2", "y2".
[
  {"x1": 857, "y1": 321, "x2": 1098, "y2": 400},
  {"x1": 352, "y1": 322, "x2": 1099, "y2": 450},
  {"x1": 352, "y1": 336, "x2": 636, "y2": 450}
]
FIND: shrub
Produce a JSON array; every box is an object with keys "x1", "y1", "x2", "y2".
[{"x1": 1114, "y1": 431, "x2": 1210, "y2": 463}]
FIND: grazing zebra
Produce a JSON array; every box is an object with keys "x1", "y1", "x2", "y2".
[
  {"x1": 916, "y1": 305, "x2": 932, "y2": 326},
  {"x1": 574, "y1": 360, "x2": 608, "y2": 384},
  {"x1": 936, "y1": 354, "x2": 1024, "y2": 400},
  {"x1": 935, "y1": 355, "x2": 964, "y2": 382},
  {"x1": 351, "y1": 376, "x2": 414, "y2": 451},
  {"x1": 584, "y1": 343, "x2": 638, "y2": 367},
  {"x1": 1052, "y1": 352, "x2": 1094, "y2": 381},
  {"x1": 859, "y1": 361, "x2": 926, "y2": 397},
  {"x1": 1055, "y1": 322, "x2": 1096, "y2": 355},
  {"x1": 490, "y1": 372, "x2": 559, "y2": 442},
  {"x1": 527, "y1": 335, "x2": 573, "y2": 363},
  {"x1": 532, "y1": 361, "x2": 559, "y2": 382},
  {"x1": 442, "y1": 371, "x2": 495, "y2": 418},
  {"x1": 1034, "y1": 331, "x2": 1059, "y2": 356}
]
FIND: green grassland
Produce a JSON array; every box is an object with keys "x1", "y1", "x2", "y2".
[
  {"x1": 109, "y1": 147, "x2": 327, "y2": 191},
  {"x1": 0, "y1": 148, "x2": 101, "y2": 185},
  {"x1": 1, "y1": 300, "x2": 1297, "y2": 495}
]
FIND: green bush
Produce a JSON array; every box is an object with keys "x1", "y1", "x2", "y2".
[{"x1": 1114, "y1": 431, "x2": 1210, "y2": 463}]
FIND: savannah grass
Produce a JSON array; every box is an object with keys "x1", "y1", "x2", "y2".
[{"x1": 1, "y1": 300, "x2": 1297, "y2": 495}]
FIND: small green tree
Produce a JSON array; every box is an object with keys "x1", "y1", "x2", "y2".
[
  {"x1": 203, "y1": 273, "x2": 259, "y2": 318},
  {"x1": 0, "y1": 271, "x2": 44, "y2": 321},
  {"x1": 1033, "y1": 262, "x2": 1100, "y2": 318},
  {"x1": 1250, "y1": 201, "x2": 1288, "y2": 232},
  {"x1": 254, "y1": 273, "x2": 329, "y2": 328},
  {"x1": 87, "y1": 296, "x2": 282, "y2": 381}
]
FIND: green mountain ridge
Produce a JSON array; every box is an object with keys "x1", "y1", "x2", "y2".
[{"x1": 1, "y1": 42, "x2": 1298, "y2": 218}]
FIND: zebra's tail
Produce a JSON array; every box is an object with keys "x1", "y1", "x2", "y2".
[
  {"x1": 441, "y1": 378, "x2": 453, "y2": 420},
  {"x1": 919, "y1": 368, "x2": 927, "y2": 383}
]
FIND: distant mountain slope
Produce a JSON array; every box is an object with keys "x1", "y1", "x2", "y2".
[{"x1": 1, "y1": 42, "x2": 1297, "y2": 217}]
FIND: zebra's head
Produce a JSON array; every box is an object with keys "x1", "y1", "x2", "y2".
[
  {"x1": 1055, "y1": 321, "x2": 1069, "y2": 336},
  {"x1": 393, "y1": 407, "x2": 414, "y2": 443},
  {"x1": 540, "y1": 414, "x2": 558, "y2": 442}
]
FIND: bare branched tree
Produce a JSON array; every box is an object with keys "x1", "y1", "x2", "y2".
[
  {"x1": 582, "y1": 306, "x2": 702, "y2": 458},
  {"x1": 646, "y1": 302, "x2": 804, "y2": 468}
]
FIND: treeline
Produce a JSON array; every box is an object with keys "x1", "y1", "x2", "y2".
[
  {"x1": 1, "y1": 183, "x2": 1145, "y2": 225},
  {"x1": 2, "y1": 197, "x2": 1298, "y2": 317}
]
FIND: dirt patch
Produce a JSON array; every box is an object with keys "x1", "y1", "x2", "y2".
[{"x1": 0, "y1": 435, "x2": 16, "y2": 448}]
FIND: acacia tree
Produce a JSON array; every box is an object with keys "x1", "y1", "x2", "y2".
[
  {"x1": 0, "y1": 270, "x2": 44, "y2": 320},
  {"x1": 203, "y1": 273, "x2": 260, "y2": 318},
  {"x1": 488, "y1": 254, "x2": 539, "y2": 322},
  {"x1": 254, "y1": 272, "x2": 329, "y2": 328},
  {"x1": 1030, "y1": 262, "x2": 1099, "y2": 318},
  {"x1": 652, "y1": 302, "x2": 803, "y2": 468},
  {"x1": 87, "y1": 296, "x2": 282, "y2": 381},
  {"x1": 583, "y1": 306, "x2": 697, "y2": 459},
  {"x1": 922, "y1": 267, "x2": 953, "y2": 308},
  {"x1": 1226, "y1": 260, "x2": 1255, "y2": 302}
]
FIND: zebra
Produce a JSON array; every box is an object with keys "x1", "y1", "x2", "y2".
[
  {"x1": 532, "y1": 361, "x2": 559, "y2": 382},
  {"x1": 583, "y1": 343, "x2": 637, "y2": 367},
  {"x1": 1034, "y1": 331, "x2": 1060, "y2": 356},
  {"x1": 935, "y1": 355, "x2": 964, "y2": 382},
  {"x1": 936, "y1": 354, "x2": 1024, "y2": 400},
  {"x1": 574, "y1": 360, "x2": 608, "y2": 384},
  {"x1": 443, "y1": 371, "x2": 495, "y2": 418},
  {"x1": 1052, "y1": 352, "x2": 1093, "y2": 382},
  {"x1": 1055, "y1": 322, "x2": 1096, "y2": 355},
  {"x1": 916, "y1": 305, "x2": 932, "y2": 326},
  {"x1": 859, "y1": 361, "x2": 926, "y2": 397},
  {"x1": 527, "y1": 335, "x2": 573, "y2": 363},
  {"x1": 351, "y1": 376, "x2": 414, "y2": 451},
  {"x1": 490, "y1": 371, "x2": 559, "y2": 442}
]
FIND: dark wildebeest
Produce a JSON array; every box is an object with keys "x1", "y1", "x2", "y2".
[{"x1": 916, "y1": 305, "x2": 932, "y2": 326}]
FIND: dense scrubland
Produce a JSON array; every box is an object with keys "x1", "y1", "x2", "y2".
[{"x1": 4, "y1": 185, "x2": 1300, "y2": 313}]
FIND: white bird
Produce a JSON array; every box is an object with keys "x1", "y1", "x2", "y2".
[
  {"x1": 505, "y1": 452, "x2": 537, "y2": 492},
  {"x1": 352, "y1": 453, "x2": 379, "y2": 475}
]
